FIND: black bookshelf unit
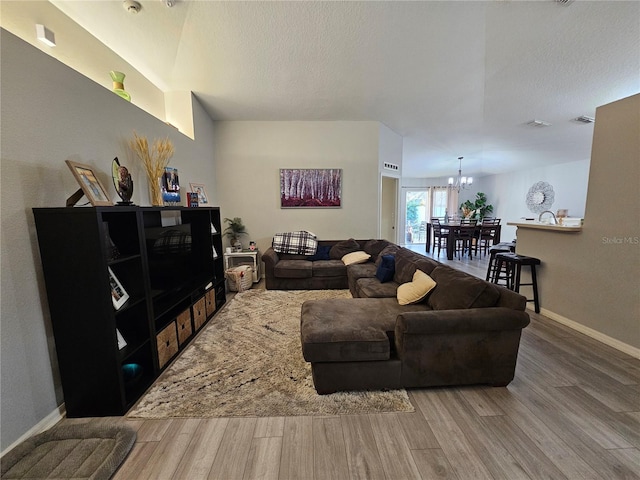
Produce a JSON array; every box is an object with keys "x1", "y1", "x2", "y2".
[{"x1": 32, "y1": 206, "x2": 226, "y2": 417}]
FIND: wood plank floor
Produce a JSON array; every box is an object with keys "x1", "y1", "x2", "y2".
[{"x1": 65, "y1": 245, "x2": 640, "y2": 479}]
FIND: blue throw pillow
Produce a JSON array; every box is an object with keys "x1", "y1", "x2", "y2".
[
  {"x1": 375, "y1": 254, "x2": 395, "y2": 283},
  {"x1": 309, "y1": 245, "x2": 331, "y2": 261}
]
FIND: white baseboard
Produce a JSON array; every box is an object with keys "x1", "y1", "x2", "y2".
[
  {"x1": 533, "y1": 307, "x2": 640, "y2": 359},
  {"x1": 1, "y1": 403, "x2": 66, "y2": 457}
]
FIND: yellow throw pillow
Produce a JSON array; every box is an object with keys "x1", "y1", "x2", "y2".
[
  {"x1": 341, "y1": 251, "x2": 371, "y2": 266},
  {"x1": 397, "y1": 270, "x2": 437, "y2": 305}
]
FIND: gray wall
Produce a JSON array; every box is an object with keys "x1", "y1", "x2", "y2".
[
  {"x1": 516, "y1": 94, "x2": 640, "y2": 351},
  {"x1": 212, "y1": 121, "x2": 391, "y2": 254},
  {"x1": 0, "y1": 29, "x2": 218, "y2": 451}
]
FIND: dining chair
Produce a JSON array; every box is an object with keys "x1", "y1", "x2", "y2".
[
  {"x1": 454, "y1": 219, "x2": 478, "y2": 259},
  {"x1": 431, "y1": 218, "x2": 449, "y2": 256},
  {"x1": 475, "y1": 218, "x2": 501, "y2": 257}
]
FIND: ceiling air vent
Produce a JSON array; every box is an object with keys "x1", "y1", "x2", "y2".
[
  {"x1": 574, "y1": 115, "x2": 595, "y2": 124},
  {"x1": 526, "y1": 119, "x2": 552, "y2": 128},
  {"x1": 384, "y1": 162, "x2": 399, "y2": 171},
  {"x1": 555, "y1": 0, "x2": 575, "y2": 5}
]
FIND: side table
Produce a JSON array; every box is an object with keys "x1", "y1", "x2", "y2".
[{"x1": 223, "y1": 250, "x2": 261, "y2": 283}]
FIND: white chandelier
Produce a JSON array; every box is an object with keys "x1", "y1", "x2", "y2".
[{"x1": 448, "y1": 156, "x2": 473, "y2": 192}]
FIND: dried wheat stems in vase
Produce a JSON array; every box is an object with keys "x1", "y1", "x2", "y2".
[
  {"x1": 129, "y1": 132, "x2": 174, "y2": 205},
  {"x1": 129, "y1": 132, "x2": 175, "y2": 181}
]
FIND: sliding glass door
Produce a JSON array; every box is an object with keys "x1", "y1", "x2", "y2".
[{"x1": 404, "y1": 189, "x2": 429, "y2": 244}]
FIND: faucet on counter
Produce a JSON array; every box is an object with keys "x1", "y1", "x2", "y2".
[{"x1": 538, "y1": 210, "x2": 558, "y2": 224}]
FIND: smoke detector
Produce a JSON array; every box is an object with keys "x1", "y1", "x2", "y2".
[{"x1": 123, "y1": 0, "x2": 141, "y2": 13}]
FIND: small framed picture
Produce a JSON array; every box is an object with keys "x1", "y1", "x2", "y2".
[
  {"x1": 108, "y1": 267, "x2": 130, "y2": 310},
  {"x1": 116, "y1": 329, "x2": 128, "y2": 350},
  {"x1": 187, "y1": 192, "x2": 199, "y2": 208},
  {"x1": 65, "y1": 160, "x2": 112, "y2": 206},
  {"x1": 190, "y1": 183, "x2": 209, "y2": 205},
  {"x1": 162, "y1": 167, "x2": 181, "y2": 204}
]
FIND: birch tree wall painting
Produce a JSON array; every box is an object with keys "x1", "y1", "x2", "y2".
[{"x1": 280, "y1": 169, "x2": 342, "y2": 208}]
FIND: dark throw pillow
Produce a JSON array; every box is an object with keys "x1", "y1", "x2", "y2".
[
  {"x1": 309, "y1": 245, "x2": 331, "y2": 261},
  {"x1": 375, "y1": 254, "x2": 396, "y2": 283},
  {"x1": 329, "y1": 238, "x2": 361, "y2": 260}
]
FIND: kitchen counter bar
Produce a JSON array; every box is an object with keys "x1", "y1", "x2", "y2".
[{"x1": 507, "y1": 221, "x2": 582, "y2": 232}]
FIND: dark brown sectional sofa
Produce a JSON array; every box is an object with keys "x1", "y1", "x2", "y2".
[
  {"x1": 261, "y1": 239, "x2": 373, "y2": 290},
  {"x1": 262, "y1": 238, "x2": 530, "y2": 394}
]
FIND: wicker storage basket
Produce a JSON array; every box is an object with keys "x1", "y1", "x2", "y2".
[{"x1": 225, "y1": 265, "x2": 253, "y2": 292}]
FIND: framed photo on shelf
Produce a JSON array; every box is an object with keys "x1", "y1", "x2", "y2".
[
  {"x1": 65, "y1": 160, "x2": 112, "y2": 206},
  {"x1": 162, "y1": 167, "x2": 181, "y2": 204},
  {"x1": 189, "y1": 183, "x2": 209, "y2": 206},
  {"x1": 186, "y1": 192, "x2": 199, "y2": 208},
  {"x1": 116, "y1": 329, "x2": 128, "y2": 350},
  {"x1": 108, "y1": 267, "x2": 129, "y2": 310}
]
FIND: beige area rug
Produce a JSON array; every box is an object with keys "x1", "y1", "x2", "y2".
[{"x1": 128, "y1": 289, "x2": 414, "y2": 418}]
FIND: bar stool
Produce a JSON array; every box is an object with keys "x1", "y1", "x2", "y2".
[
  {"x1": 485, "y1": 242, "x2": 516, "y2": 282},
  {"x1": 493, "y1": 252, "x2": 541, "y2": 313}
]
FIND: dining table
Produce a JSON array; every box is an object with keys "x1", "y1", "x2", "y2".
[{"x1": 425, "y1": 222, "x2": 502, "y2": 260}]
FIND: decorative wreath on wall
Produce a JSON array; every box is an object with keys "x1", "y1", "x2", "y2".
[{"x1": 526, "y1": 181, "x2": 555, "y2": 213}]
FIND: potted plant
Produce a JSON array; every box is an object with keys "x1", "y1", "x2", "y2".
[
  {"x1": 223, "y1": 217, "x2": 248, "y2": 251},
  {"x1": 460, "y1": 192, "x2": 493, "y2": 220}
]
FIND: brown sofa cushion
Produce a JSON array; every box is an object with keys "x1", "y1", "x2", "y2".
[
  {"x1": 427, "y1": 266, "x2": 500, "y2": 310},
  {"x1": 347, "y1": 262, "x2": 377, "y2": 280},
  {"x1": 375, "y1": 244, "x2": 401, "y2": 266},
  {"x1": 313, "y1": 260, "x2": 347, "y2": 277},
  {"x1": 300, "y1": 298, "x2": 428, "y2": 363},
  {"x1": 363, "y1": 239, "x2": 391, "y2": 262},
  {"x1": 355, "y1": 277, "x2": 400, "y2": 298},
  {"x1": 393, "y1": 250, "x2": 418, "y2": 284},
  {"x1": 278, "y1": 252, "x2": 313, "y2": 261},
  {"x1": 274, "y1": 260, "x2": 313, "y2": 278},
  {"x1": 392, "y1": 248, "x2": 440, "y2": 285},
  {"x1": 329, "y1": 238, "x2": 361, "y2": 259}
]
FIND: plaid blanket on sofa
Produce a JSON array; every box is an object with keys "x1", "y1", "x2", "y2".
[{"x1": 272, "y1": 231, "x2": 318, "y2": 255}]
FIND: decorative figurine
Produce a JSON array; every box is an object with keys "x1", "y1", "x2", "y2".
[{"x1": 111, "y1": 157, "x2": 134, "y2": 205}]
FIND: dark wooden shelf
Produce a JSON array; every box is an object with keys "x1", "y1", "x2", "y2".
[{"x1": 33, "y1": 206, "x2": 226, "y2": 417}]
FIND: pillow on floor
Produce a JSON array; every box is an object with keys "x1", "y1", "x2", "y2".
[{"x1": 397, "y1": 269, "x2": 436, "y2": 305}]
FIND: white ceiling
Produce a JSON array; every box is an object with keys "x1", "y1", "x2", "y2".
[{"x1": 49, "y1": 0, "x2": 639, "y2": 178}]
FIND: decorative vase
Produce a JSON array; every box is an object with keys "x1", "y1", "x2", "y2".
[
  {"x1": 148, "y1": 177, "x2": 163, "y2": 206},
  {"x1": 109, "y1": 71, "x2": 131, "y2": 102}
]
